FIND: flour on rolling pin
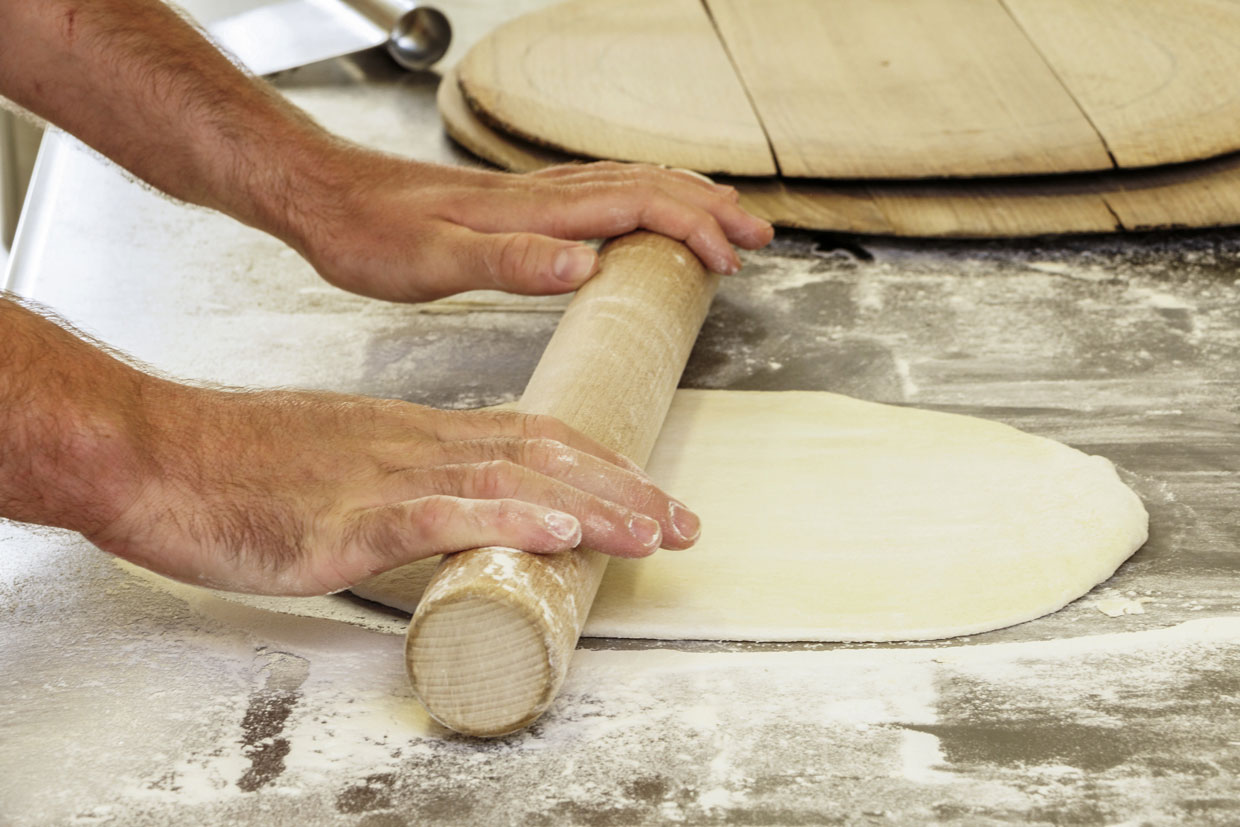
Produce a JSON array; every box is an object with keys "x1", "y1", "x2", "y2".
[{"x1": 477, "y1": 548, "x2": 570, "y2": 624}]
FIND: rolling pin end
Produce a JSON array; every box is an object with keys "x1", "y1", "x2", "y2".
[
  {"x1": 405, "y1": 547, "x2": 585, "y2": 736},
  {"x1": 406, "y1": 593, "x2": 555, "y2": 736}
]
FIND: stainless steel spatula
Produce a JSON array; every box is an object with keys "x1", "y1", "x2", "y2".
[{"x1": 207, "y1": 0, "x2": 450, "y2": 76}]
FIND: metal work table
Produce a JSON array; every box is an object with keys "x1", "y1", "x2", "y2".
[{"x1": 2, "y1": 2, "x2": 1238, "y2": 823}]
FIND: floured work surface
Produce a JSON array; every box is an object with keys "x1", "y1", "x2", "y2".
[
  {"x1": 5, "y1": 8, "x2": 1239, "y2": 821},
  {"x1": 9, "y1": 524, "x2": 1240, "y2": 823},
  {"x1": 355, "y1": 389, "x2": 1149, "y2": 641}
]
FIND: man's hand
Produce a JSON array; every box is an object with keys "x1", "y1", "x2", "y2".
[
  {"x1": 1, "y1": 298, "x2": 701, "y2": 596},
  {"x1": 288, "y1": 156, "x2": 774, "y2": 303},
  {"x1": 95, "y1": 385, "x2": 699, "y2": 596},
  {"x1": 0, "y1": 0, "x2": 759, "y2": 595},
  {"x1": 0, "y1": 0, "x2": 773, "y2": 304}
]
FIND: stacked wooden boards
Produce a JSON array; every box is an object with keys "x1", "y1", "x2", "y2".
[{"x1": 444, "y1": 0, "x2": 1240, "y2": 237}]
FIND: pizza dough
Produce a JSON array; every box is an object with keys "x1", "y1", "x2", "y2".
[{"x1": 352, "y1": 390, "x2": 1148, "y2": 641}]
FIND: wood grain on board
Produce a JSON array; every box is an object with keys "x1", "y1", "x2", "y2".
[
  {"x1": 771, "y1": 157, "x2": 1240, "y2": 237},
  {"x1": 456, "y1": 0, "x2": 775, "y2": 176},
  {"x1": 793, "y1": 179, "x2": 1119, "y2": 237},
  {"x1": 438, "y1": 65, "x2": 572, "y2": 172},
  {"x1": 1103, "y1": 153, "x2": 1240, "y2": 232},
  {"x1": 459, "y1": 0, "x2": 1240, "y2": 182},
  {"x1": 701, "y1": 0, "x2": 1113, "y2": 178},
  {"x1": 1003, "y1": 0, "x2": 1240, "y2": 169},
  {"x1": 447, "y1": 67, "x2": 1240, "y2": 239}
]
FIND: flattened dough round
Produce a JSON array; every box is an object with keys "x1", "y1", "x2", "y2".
[{"x1": 353, "y1": 390, "x2": 1148, "y2": 642}]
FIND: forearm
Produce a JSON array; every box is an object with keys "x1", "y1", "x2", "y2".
[
  {"x1": 0, "y1": 296, "x2": 154, "y2": 536},
  {"x1": 0, "y1": 0, "x2": 341, "y2": 245},
  {"x1": 0, "y1": 0, "x2": 774, "y2": 305}
]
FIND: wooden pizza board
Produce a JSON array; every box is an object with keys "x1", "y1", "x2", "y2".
[
  {"x1": 458, "y1": 0, "x2": 775, "y2": 176},
  {"x1": 440, "y1": 65, "x2": 1240, "y2": 238},
  {"x1": 458, "y1": 0, "x2": 1240, "y2": 180}
]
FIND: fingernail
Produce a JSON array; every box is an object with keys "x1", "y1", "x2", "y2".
[
  {"x1": 673, "y1": 167, "x2": 717, "y2": 185},
  {"x1": 545, "y1": 512, "x2": 582, "y2": 545},
  {"x1": 553, "y1": 246, "x2": 596, "y2": 284},
  {"x1": 668, "y1": 501, "x2": 701, "y2": 543},
  {"x1": 719, "y1": 254, "x2": 741, "y2": 275},
  {"x1": 628, "y1": 514, "x2": 661, "y2": 548}
]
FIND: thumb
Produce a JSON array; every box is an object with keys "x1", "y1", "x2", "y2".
[
  {"x1": 344, "y1": 495, "x2": 583, "y2": 576},
  {"x1": 473, "y1": 231, "x2": 599, "y2": 294}
]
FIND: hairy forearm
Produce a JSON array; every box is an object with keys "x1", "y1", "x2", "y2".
[
  {"x1": 0, "y1": 0, "x2": 774, "y2": 306},
  {"x1": 0, "y1": 296, "x2": 700, "y2": 594},
  {"x1": 0, "y1": 296, "x2": 155, "y2": 535},
  {"x1": 0, "y1": 0, "x2": 343, "y2": 245}
]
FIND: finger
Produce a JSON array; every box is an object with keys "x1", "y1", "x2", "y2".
[
  {"x1": 527, "y1": 164, "x2": 768, "y2": 248},
  {"x1": 552, "y1": 163, "x2": 743, "y2": 209},
  {"x1": 663, "y1": 166, "x2": 737, "y2": 196},
  {"x1": 627, "y1": 193, "x2": 742, "y2": 274},
  {"x1": 349, "y1": 496, "x2": 583, "y2": 567},
  {"x1": 388, "y1": 437, "x2": 700, "y2": 547},
  {"x1": 635, "y1": 183, "x2": 772, "y2": 252},
  {"x1": 533, "y1": 161, "x2": 733, "y2": 199},
  {"x1": 630, "y1": 171, "x2": 769, "y2": 248},
  {"x1": 425, "y1": 408, "x2": 647, "y2": 476},
  {"x1": 469, "y1": 163, "x2": 769, "y2": 256},
  {"x1": 526, "y1": 183, "x2": 749, "y2": 273},
  {"x1": 654, "y1": 178, "x2": 769, "y2": 248},
  {"x1": 474, "y1": 184, "x2": 738, "y2": 273},
  {"x1": 397, "y1": 460, "x2": 665, "y2": 557},
  {"x1": 456, "y1": 225, "x2": 601, "y2": 294},
  {"x1": 388, "y1": 222, "x2": 599, "y2": 299}
]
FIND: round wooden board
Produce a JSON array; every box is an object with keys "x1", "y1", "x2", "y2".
[
  {"x1": 458, "y1": 0, "x2": 775, "y2": 176},
  {"x1": 458, "y1": 0, "x2": 1240, "y2": 180},
  {"x1": 440, "y1": 66, "x2": 1240, "y2": 238}
]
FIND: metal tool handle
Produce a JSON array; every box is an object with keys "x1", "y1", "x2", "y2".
[{"x1": 343, "y1": 0, "x2": 451, "y2": 70}]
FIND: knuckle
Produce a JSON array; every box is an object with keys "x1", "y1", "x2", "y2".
[
  {"x1": 631, "y1": 180, "x2": 660, "y2": 200},
  {"x1": 692, "y1": 212, "x2": 725, "y2": 240},
  {"x1": 492, "y1": 234, "x2": 540, "y2": 281},
  {"x1": 483, "y1": 408, "x2": 525, "y2": 431},
  {"x1": 629, "y1": 479, "x2": 665, "y2": 513},
  {"x1": 689, "y1": 225, "x2": 715, "y2": 248},
  {"x1": 473, "y1": 459, "x2": 522, "y2": 498},
  {"x1": 491, "y1": 498, "x2": 528, "y2": 531},
  {"x1": 524, "y1": 438, "x2": 573, "y2": 473},
  {"x1": 520, "y1": 413, "x2": 561, "y2": 439},
  {"x1": 490, "y1": 436, "x2": 525, "y2": 463},
  {"x1": 410, "y1": 495, "x2": 456, "y2": 541},
  {"x1": 585, "y1": 160, "x2": 624, "y2": 175},
  {"x1": 704, "y1": 185, "x2": 736, "y2": 206}
]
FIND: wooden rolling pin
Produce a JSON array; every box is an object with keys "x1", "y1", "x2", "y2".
[{"x1": 406, "y1": 231, "x2": 718, "y2": 736}]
